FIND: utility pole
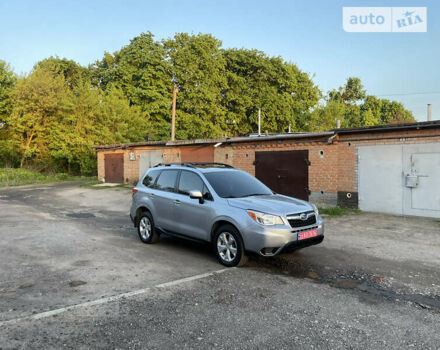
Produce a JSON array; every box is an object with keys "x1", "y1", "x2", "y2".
[
  {"x1": 258, "y1": 108, "x2": 261, "y2": 136},
  {"x1": 171, "y1": 83, "x2": 178, "y2": 141}
]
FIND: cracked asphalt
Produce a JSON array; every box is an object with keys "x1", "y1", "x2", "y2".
[{"x1": 0, "y1": 182, "x2": 439, "y2": 349}]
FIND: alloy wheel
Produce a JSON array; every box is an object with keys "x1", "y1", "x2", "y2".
[
  {"x1": 217, "y1": 232, "x2": 237, "y2": 263},
  {"x1": 139, "y1": 216, "x2": 151, "y2": 240}
]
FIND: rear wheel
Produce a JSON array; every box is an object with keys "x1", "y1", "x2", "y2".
[
  {"x1": 214, "y1": 225, "x2": 247, "y2": 267},
  {"x1": 137, "y1": 211, "x2": 159, "y2": 244}
]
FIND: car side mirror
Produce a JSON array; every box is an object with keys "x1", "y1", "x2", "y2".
[{"x1": 189, "y1": 190, "x2": 204, "y2": 204}]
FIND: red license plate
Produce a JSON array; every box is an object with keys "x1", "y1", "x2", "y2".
[{"x1": 298, "y1": 229, "x2": 318, "y2": 241}]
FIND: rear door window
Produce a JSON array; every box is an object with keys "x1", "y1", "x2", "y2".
[
  {"x1": 154, "y1": 170, "x2": 179, "y2": 192},
  {"x1": 142, "y1": 169, "x2": 161, "y2": 188}
]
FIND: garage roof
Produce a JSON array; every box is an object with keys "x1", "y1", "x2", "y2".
[
  {"x1": 93, "y1": 120, "x2": 440, "y2": 151},
  {"x1": 93, "y1": 132, "x2": 334, "y2": 151},
  {"x1": 333, "y1": 120, "x2": 440, "y2": 134}
]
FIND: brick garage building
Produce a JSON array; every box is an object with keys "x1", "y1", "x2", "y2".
[{"x1": 94, "y1": 121, "x2": 440, "y2": 217}]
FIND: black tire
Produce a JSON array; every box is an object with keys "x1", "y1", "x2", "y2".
[
  {"x1": 213, "y1": 224, "x2": 247, "y2": 267},
  {"x1": 137, "y1": 211, "x2": 159, "y2": 244}
]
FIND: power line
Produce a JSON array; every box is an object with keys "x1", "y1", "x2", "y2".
[{"x1": 375, "y1": 91, "x2": 440, "y2": 97}]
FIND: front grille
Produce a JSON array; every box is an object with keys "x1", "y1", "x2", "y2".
[{"x1": 288, "y1": 214, "x2": 316, "y2": 228}]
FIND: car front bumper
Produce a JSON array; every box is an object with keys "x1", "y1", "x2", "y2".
[{"x1": 242, "y1": 218, "x2": 324, "y2": 257}]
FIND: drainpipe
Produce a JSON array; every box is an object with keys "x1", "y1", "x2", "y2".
[{"x1": 327, "y1": 132, "x2": 338, "y2": 144}]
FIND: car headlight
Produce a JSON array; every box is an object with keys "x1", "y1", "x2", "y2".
[
  {"x1": 247, "y1": 210, "x2": 284, "y2": 226},
  {"x1": 312, "y1": 204, "x2": 319, "y2": 216}
]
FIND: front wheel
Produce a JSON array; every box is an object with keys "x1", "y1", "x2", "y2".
[
  {"x1": 214, "y1": 225, "x2": 247, "y2": 267},
  {"x1": 137, "y1": 211, "x2": 159, "y2": 244}
]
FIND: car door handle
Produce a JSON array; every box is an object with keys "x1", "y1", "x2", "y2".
[
  {"x1": 148, "y1": 193, "x2": 155, "y2": 198},
  {"x1": 174, "y1": 200, "x2": 181, "y2": 205}
]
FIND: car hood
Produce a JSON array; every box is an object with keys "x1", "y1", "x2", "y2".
[{"x1": 227, "y1": 194, "x2": 313, "y2": 216}]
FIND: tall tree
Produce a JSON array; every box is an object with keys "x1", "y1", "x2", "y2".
[
  {"x1": 90, "y1": 32, "x2": 171, "y2": 140},
  {"x1": 36, "y1": 57, "x2": 90, "y2": 89},
  {"x1": 309, "y1": 101, "x2": 346, "y2": 131},
  {"x1": 322, "y1": 77, "x2": 415, "y2": 128},
  {"x1": 164, "y1": 33, "x2": 228, "y2": 139},
  {"x1": 49, "y1": 83, "x2": 146, "y2": 174},
  {"x1": 7, "y1": 67, "x2": 70, "y2": 168},
  {"x1": 328, "y1": 77, "x2": 366, "y2": 104},
  {"x1": 0, "y1": 60, "x2": 16, "y2": 121},
  {"x1": 223, "y1": 48, "x2": 320, "y2": 135},
  {"x1": 0, "y1": 61, "x2": 17, "y2": 166}
]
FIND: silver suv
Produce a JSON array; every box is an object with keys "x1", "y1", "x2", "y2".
[{"x1": 130, "y1": 163, "x2": 324, "y2": 267}]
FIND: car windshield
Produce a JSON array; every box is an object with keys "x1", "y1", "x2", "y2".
[{"x1": 204, "y1": 170, "x2": 273, "y2": 198}]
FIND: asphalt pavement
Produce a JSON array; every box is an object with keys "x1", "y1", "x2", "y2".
[{"x1": 0, "y1": 182, "x2": 439, "y2": 349}]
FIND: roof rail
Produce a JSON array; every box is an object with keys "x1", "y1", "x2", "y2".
[
  {"x1": 153, "y1": 162, "x2": 234, "y2": 169},
  {"x1": 153, "y1": 162, "x2": 196, "y2": 168},
  {"x1": 191, "y1": 162, "x2": 234, "y2": 168}
]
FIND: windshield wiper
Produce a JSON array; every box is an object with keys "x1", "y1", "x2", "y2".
[{"x1": 240, "y1": 193, "x2": 267, "y2": 197}]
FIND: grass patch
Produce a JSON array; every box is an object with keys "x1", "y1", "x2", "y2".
[
  {"x1": 0, "y1": 168, "x2": 96, "y2": 187},
  {"x1": 318, "y1": 206, "x2": 348, "y2": 216},
  {"x1": 318, "y1": 206, "x2": 363, "y2": 216}
]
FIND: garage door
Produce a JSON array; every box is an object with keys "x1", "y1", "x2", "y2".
[
  {"x1": 358, "y1": 143, "x2": 440, "y2": 217},
  {"x1": 255, "y1": 150, "x2": 310, "y2": 201},
  {"x1": 104, "y1": 153, "x2": 124, "y2": 183},
  {"x1": 180, "y1": 146, "x2": 214, "y2": 163},
  {"x1": 139, "y1": 150, "x2": 163, "y2": 178},
  {"x1": 358, "y1": 145, "x2": 403, "y2": 215}
]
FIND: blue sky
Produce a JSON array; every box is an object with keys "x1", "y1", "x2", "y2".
[{"x1": 0, "y1": 0, "x2": 438, "y2": 121}]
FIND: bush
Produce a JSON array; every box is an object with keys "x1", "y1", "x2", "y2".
[
  {"x1": 55, "y1": 173, "x2": 69, "y2": 180},
  {"x1": 0, "y1": 168, "x2": 96, "y2": 187}
]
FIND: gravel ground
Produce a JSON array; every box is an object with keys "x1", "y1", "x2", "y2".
[{"x1": 0, "y1": 182, "x2": 439, "y2": 349}]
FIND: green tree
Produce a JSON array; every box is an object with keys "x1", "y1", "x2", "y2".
[
  {"x1": 322, "y1": 78, "x2": 415, "y2": 128},
  {"x1": 361, "y1": 109, "x2": 379, "y2": 126},
  {"x1": 222, "y1": 48, "x2": 320, "y2": 135},
  {"x1": 91, "y1": 32, "x2": 171, "y2": 140},
  {"x1": 0, "y1": 60, "x2": 16, "y2": 120},
  {"x1": 0, "y1": 61, "x2": 17, "y2": 166},
  {"x1": 328, "y1": 77, "x2": 366, "y2": 104},
  {"x1": 309, "y1": 100, "x2": 346, "y2": 131},
  {"x1": 36, "y1": 57, "x2": 90, "y2": 89},
  {"x1": 164, "y1": 33, "x2": 228, "y2": 139},
  {"x1": 6, "y1": 67, "x2": 71, "y2": 168},
  {"x1": 49, "y1": 83, "x2": 146, "y2": 175}
]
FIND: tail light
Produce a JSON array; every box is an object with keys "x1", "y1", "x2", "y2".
[{"x1": 132, "y1": 188, "x2": 138, "y2": 197}]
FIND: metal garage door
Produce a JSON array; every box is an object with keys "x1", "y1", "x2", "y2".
[
  {"x1": 358, "y1": 145, "x2": 403, "y2": 215},
  {"x1": 104, "y1": 153, "x2": 124, "y2": 183},
  {"x1": 255, "y1": 150, "x2": 310, "y2": 201},
  {"x1": 139, "y1": 150, "x2": 163, "y2": 178},
  {"x1": 358, "y1": 143, "x2": 440, "y2": 217}
]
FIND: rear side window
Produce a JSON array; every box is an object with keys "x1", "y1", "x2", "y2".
[
  {"x1": 155, "y1": 170, "x2": 179, "y2": 192},
  {"x1": 142, "y1": 169, "x2": 160, "y2": 188},
  {"x1": 178, "y1": 171, "x2": 205, "y2": 195}
]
